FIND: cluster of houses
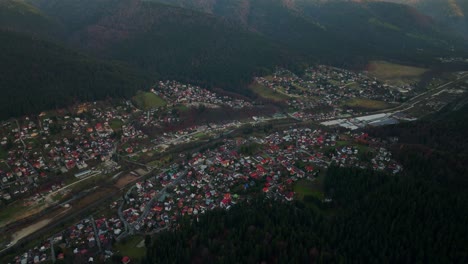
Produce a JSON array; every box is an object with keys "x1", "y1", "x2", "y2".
[
  {"x1": 119, "y1": 124, "x2": 149, "y2": 155},
  {"x1": 153, "y1": 80, "x2": 252, "y2": 109},
  {"x1": 10, "y1": 124, "x2": 404, "y2": 262},
  {"x1": 12, "y1": 216, "x2": 124, "y2": 263},
  {"x1": 0, "y1": 65, "x2": 424, "y2": 207},
  {"x1": 372, "y1": 147, "x2": 402, "y2": 173},
  {"x1": 134, "y1": 107, "x2": 181, "y2": 128},
  {"x1": 2, "y1": 72, "x2": 412, "y2": 263},
  {"x1": 254, "y1": 66, "x2": 409, "y2": 112},
  {"x1": 121, "y1": 128, "x2": 402, "y2": 235},
  {"x1": 0, "y1": 119, "x2": 40, "y2": 202},
  {"x1": 289, "y1": 110, "x2": 343, "y2": 122},
  {"x1": 0, "y1": 104, "x2": 132, "y2": 204},
  {"x1": 12, "y1": 240, "x2": 51, "y2": 264},
  {"x1": 437, "y1": 57, "x2": 468, "y2": 63}
]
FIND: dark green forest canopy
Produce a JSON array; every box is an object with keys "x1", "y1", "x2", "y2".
[
  {"x1": 369, "y1": 104, "x2": 468, "y2": 190},
  {"x1": 26, "y1": 0, "x2": 296, "y2": 88},
  {"x1": 0, "y1": 30, "x2": 150, "y2": 119}
]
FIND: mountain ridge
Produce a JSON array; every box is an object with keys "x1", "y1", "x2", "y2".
[
  {"x1": 153, "y1": 0, "x2": 468, "y2": 62},
  {"x1": 0, "y1": 0, "x2": 63, "y2": 38}
]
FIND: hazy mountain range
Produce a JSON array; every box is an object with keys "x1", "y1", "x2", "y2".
[{"x1": 374, "y1": 0, "x2": 468, "y2": 37}]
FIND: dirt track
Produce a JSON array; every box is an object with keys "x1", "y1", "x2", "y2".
[
  {"x1": 115, "y1": 173, "x2": 140, "y2": 189},
  {"x1": 9, "y1": 207, "x2": 71, "y2": 246}
]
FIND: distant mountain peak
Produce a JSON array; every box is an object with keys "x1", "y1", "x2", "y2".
[{"x1": 448, "y1": 0, "x2": 464, "y2": 17}]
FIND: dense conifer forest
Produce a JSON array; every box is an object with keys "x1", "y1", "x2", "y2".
[{"x1": 0, "y1": 30, "x2": 150, "y2": 119}]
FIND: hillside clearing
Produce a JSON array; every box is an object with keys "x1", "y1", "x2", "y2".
[
  {"x1": 132, "y1": 91, "x2": 166, "y2": 110},
  {"x1": 114, "y1": 235, "x2": 146, "y2": 260},
  {"x1": 250, "y1": 83, "x2": 289, "y2": 101},
  {"x1": 367, "y1": 61, "x2": 428, "y2": 85},
  {"x1": 344, "y1": 98, "x2": 393, "y2": 110},
  {"x1": 294, "y1": 179, "x2": 324, "y2": 200},
  {"x1": 109, "y1": 119, "x2": 124, "y2": 130}
]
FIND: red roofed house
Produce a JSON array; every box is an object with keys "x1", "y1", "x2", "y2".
[
  {"x1": 66, "y1": 160, "x2": 76, "y2": 169},
  {"x1": 122, "y1": 256, "x2": 131, "y2": 264},
  {"x1": 285, "y1": 192, "x2": 294, "y2": 201},
  {"x1": 250, "y1": 172, "x2": 259, "y2": 179},
  {"x1": 95, "y1": 123, "x2": 104, "y2": 132}
]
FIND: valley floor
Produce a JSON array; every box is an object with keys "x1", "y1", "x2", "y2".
[{"x1": 1, "y1": 64, "x2": 468, "y2": 263}]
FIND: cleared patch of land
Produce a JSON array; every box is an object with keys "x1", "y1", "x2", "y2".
[
  {"x1": 114, "y1": 235, "x2": 146, "y2": 260},
  {"x1": 193, "y1": 132, "x2": 208, "y2": 140},
  {"x1": 132, "y1": 91, "x2": 166, "y2": 110},
  {"x1": 368, "y1": 18, "x2": 400, "y2": 31},
  {"x1": 344, "y1": 98, "x2": 393, "y2": 110},
  {"x1": 294, "y1": 179, "x2": 324, "y2": 200},
  {"x1": 10, "y1": 219, "x2": 52, "y2": 245},
  {"x1": 74, "y1": 187, "x2": 116, "y2": 208},
  {"x1": 109, "y1": 119, "x2": 124, "y2": 130},
  {"x1": 250, "y1": 83, "x2": 290, "y2": 101},
  {"x1": 0, "y1": 201, "x2": 48, "y2": 228},
  {"x1": 0, "y1": 147, "x2": 7, "y2": 159},
  {"x1": 175, "y1": 105, "x2": 189, "y2": 112},
  {"x1": 115, "y1": 173, "x2": 140, "y2": 189},
  {"x1": 8, "y1": 206, "x2": 71, "y2": 246},
  {"x1": 367, "y1": 61, "x2": 428, "y2": 85}
]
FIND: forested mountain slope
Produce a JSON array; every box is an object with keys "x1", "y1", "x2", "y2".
[
  {"x1": 27, "y1": 0, "x2": 291, "y2": 91},
  {"x1": 370, "y1": 103, "x2": 468, "y2": 190},
  {"x1": 154, "y1": 0, "x2": 468, "y2": 66},
  {"x1": 0, "y1": 30, "x2": 150, "y2": 119},
  {"x1": 29, "y1": 0, "x2": 468, "y2": 71},
  {"x1": 0, "y1": 0, "x2": 62, "y2": 38},
  {"x1": 379, "y1": 0, "x2": 468, "y2": 37},
  {"x1": 1, "y1": 0, "x2": 287, "y2": 116}
]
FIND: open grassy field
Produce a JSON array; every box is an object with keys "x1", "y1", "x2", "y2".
[
  {"x1": 0, "y1": 202, "x2": 26, "y2": 226},
  {"x1": 109, "y1": 119, "x2": 124, "y2": 130},
  {"x1": 175, "y1": 104, "x2": 189, "y2": 112},
  {"x1": 0, "y1": 147, "x2": 7, "y2": 159},
  {"x1": 115, "y1": 173, "x2": 140, "y2": 189},
  {"x1": 292, "y1": 83, "x2": 309, "y2": 92},
  {"x1": 329, "y1": 79, "x2": 343, "y2": 86},
  {"x1": 114, "y1": 235, "x2": 146, "y2": 260},
  {"x1": 344, "y1": 98, "x2": 393, "y2": 110},
  {"x1": 0, "y1": 162, "x2": 10, "y2": 174},
  {"x1": 250, "y1": 83, "x2": 289, "y2": 101},
  {"x1": 367, "y1": 61, "x2": 428, "y2": 85},
  {"x1": 336, "y1": 140, "x2": 371, "y2": 153},
  {"x1": 193, "y1": 132, "x2": 208, "y2": 140},
  {"x1": 294, "y1": 179, "x2": 325, "y2": 204},
  {"x1": 132, "y1": 91, "x2": 166, "y2": 110},
  {"x1": 0, "y1": 200, "x2": 47, "y2": 228}
]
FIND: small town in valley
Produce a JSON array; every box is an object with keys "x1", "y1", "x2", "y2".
[{"x1": 1, "y1": 63, "x2": 467, "y2": 263}]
